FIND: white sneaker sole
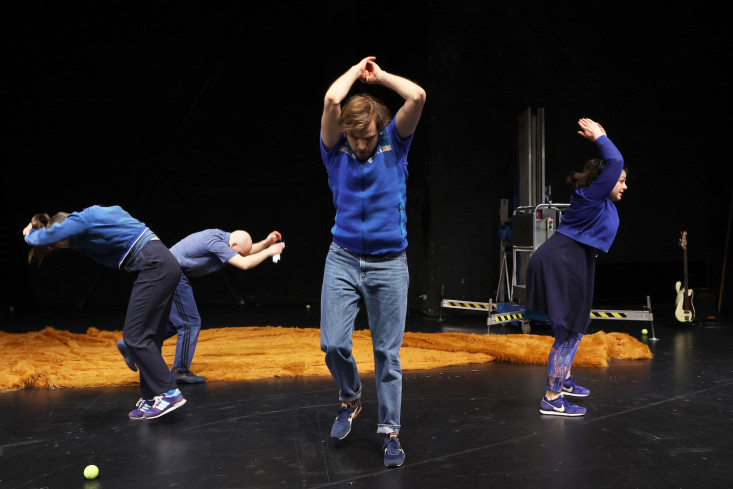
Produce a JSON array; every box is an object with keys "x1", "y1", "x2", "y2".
[
  {"x1": 144, "y1": 398, "x2": 187, "y2": 420},
  {"x1": 539, "y1": 408, "x2": 585, "y2": 416}
]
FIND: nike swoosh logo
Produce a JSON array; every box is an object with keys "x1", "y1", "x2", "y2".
[
  {"x1": 562, "y1": 386, "x2": 573, "y2": 393},
  {"x1": 552, "y1": 403, "x2": 565, "y2": 412}
]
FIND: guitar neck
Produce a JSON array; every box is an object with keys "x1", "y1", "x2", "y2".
[{"x1": 683, "y1": 247, "x2": 689, "y2": 290}]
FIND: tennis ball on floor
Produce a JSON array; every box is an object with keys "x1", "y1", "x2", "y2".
[
  {"x1": 641, "y1": 328, "x2": 648, "y2": 335},
  {"x1": 84, "y1": 465, "x2": 99, "y2": 479}
]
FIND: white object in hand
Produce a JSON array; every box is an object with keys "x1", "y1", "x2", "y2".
[{"x1": 273, "y1": 242, "x2": 284, "y2": 263}]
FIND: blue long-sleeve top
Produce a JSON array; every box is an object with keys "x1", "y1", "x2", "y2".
[
  {"x1": 556, "y1": 136, "x2": 624, "y2": 253},
  {"x1": 24, "y1": 205, "x2": 154, "y2": 268}
]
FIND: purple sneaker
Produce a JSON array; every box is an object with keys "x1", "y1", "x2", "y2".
[
  {"x1": 143, "y1": 390, "x2": 187, "y2": 419},
  {"x1": 129, "y1": 398, "x2": 153, "y2": 420},
  {"x1": 562, "y1": 376, "x2": 590, "y2": 397},
  {"x1": 540, "y1": 395, "x2": 586, "y2": 416}
]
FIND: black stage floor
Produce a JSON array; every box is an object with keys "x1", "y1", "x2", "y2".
[{"x1": 2, "y1": 303, "x2": 733, "y2": 488}]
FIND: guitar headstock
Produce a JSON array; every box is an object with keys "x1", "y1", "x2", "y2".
[{"x1": 679, "y1": 231, "x2": 687, "y2": 250}]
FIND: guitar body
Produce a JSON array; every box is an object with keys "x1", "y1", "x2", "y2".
[
  {"x1": 675, "y1": 231, "x2": 695, "y2": 323},
  {"x1": 674, "y1": 281, "x2": 695, "y2": 323}
]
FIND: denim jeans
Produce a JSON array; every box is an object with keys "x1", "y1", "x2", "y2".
[{"x1": 320, "y1": 242, "x2": 408, "y2": 434}]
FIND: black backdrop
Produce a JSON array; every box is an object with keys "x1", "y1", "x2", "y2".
[{"x1": 2, "y1": 2, "x2": 730, "y2": 321}]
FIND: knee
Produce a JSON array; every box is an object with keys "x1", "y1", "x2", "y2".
[{"x1": 322, "y1": 344, "x2": 353, "y2": 361}]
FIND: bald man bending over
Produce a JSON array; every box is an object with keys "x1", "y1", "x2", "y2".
[{"x1": 117, "y1": 229, "x2": 284, "y2": 383}]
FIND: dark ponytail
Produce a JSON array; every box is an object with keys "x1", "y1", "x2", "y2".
[{"x1": 567, "y1": 158, "x2": 605, "y2": 189}]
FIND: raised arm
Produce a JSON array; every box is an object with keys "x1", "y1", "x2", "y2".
[
  {"x1": 23, "y1": 213, "x2": 85, "y2": 246},
  {"x1": 321, "y1": 57, "x2": 376, "y2": 149},
  {"x1": 227, "y1": 241, "x2": 284, "y2": 271},
  {"x1": 249, "y1": 231, "x2": 282, "y2": 254},
  {"x1": 577, "y1": 118, "x2": 624, "y2": 200},
  {"x1": 362, "y1": 59, "x2": 426, "y2": 139}
]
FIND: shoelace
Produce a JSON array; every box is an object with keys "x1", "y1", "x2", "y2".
[
  {"x1": 337, "y1": 402, "x2": 358, "y2": 419},
  {"x1": 384, "y1": 436, "x2": 401, "y2": 454},
  {"x1": 135, "y1": 398, "x2": 152, "y2": 411},
  {"x1": 150, "y1": 395, "x2": 169, "y2": 410},
  {"x1": 336, "y1": 406, "x2": 352, "y2": 421}
]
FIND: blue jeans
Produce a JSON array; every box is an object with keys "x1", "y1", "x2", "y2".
[{"x1": 320, "y1": 242, "x2": 408, "y2": 434}]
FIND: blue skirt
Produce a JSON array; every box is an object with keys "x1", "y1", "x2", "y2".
[{"x1": 525, "y1": 232, "x2": 596, "y2": 334}]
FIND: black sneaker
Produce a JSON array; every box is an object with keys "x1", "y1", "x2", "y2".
[
  {"x1": 172, "y1": 368, "x2": 206, "y2": 384},
  {"x1": 382, "y1": 433, "x2": 405, "y2": 467},
  {"x1": 116, "y1": 340, "x2": 137, "y2": 372}
]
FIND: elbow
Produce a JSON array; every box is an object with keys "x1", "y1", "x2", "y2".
[
  {"x1": 411, "y1": 87, "x2": 427, "y2": 105},
  {"x1": 324, "y1": 94, "x2": 341, "y2": 110}
]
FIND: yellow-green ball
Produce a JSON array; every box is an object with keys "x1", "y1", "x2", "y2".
[
  {"x1": 641, "y1": 328, "x2": 648, "y2": 335},
  {"x1": 306, "y1": 304, "x2": 311, "y2": 309},
  {"x1": 84, "y1": 465, "x2": 99, "y2": 479}
]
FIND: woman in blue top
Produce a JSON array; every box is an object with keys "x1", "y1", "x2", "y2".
[
  {"x1": 526, "y1": 118, "x2": 628, "y2": 417},
  {"x1": 23, "y1": 205, "x2": 186, "y2": 420}
]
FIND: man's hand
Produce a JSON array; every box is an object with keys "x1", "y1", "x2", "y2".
[{"x1": 266, "y1": 231, "x2": 282, "y2": 246}]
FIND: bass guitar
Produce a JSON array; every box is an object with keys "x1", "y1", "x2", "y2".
[{"x1": 674, "y1": 231, "x2": 695, "y2": 322}]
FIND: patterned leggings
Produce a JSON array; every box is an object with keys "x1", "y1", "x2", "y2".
[{"x1": 546, "y1": 322, "x2": 583, "y2": 393}]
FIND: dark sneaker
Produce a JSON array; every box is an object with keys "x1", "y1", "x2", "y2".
[
  {"x1": 539, "y1": 395, "x2": 586, "y2": 416},
  {"x1": 116, "y1": 340, "x2": 137, "y2": 372},
  {"x1": 562, "y1": 376, "x2": 590, "y2": 397},
  {"x1": 129, "y1": 398, "x2": 153, "y2": 420},
  {"x1": 330, "y1": 400, "x2": 362, "y2": 440},
  {"x1": 143, "y1": 390, "x2": 187, "y2": 419},
  {"x1": 172, "y1": 368, "x2": 206, "y2": 384},
  {"x1": 382, "y1": 433, "x2": 406, "y2": 467}
]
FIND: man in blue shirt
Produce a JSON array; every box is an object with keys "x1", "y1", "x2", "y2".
[
  {"x1": 117, "y1": 229, "x2": 284, "y2": 383},
  {"x1": 319, "y1": 56, "x2": 426, "y2": 468}
]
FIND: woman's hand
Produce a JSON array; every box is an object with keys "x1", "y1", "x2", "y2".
[{"x1": 577, "y1": 118, "x2": 607, "y2": 141}]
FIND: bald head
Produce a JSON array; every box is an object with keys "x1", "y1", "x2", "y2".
[{"x1": 229, "y1": 230, "x2": 253, "y2": 256}]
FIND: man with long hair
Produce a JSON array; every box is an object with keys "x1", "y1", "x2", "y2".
[{"x1": 319, "y1": 56, "x2": 426, "y2": 467}]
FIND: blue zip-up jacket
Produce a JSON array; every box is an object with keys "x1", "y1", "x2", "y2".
[
  {"x1": 556, "y1": 136, "x2": 624, "y2": 253},
  {"x1": 24, "y1": 205, "x2": 153, "y2": 268},
  {"x1": 320, "y1": 118, "x2": 413, "y2": 255}
]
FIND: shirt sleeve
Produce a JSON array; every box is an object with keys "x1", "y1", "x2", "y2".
[
  {"x1": 584, "y1": 136, "x2": 624, "y2": 201},
  {"x1": 208, "y1": 236, "x2": 238, "y2": 264},
  {"x1": 386, "y1": 118, "x2": 414, "y2": 164},
  {"x1": 24, "y1": 212, "x2": 87, "y2": 247}
]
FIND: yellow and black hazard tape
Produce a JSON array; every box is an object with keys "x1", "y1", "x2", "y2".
[
  {"x1": 443, "y1": 301, "x2": 496, "y2": 311},
  {"x1": 492, "y1": 313, "x2": 525, "y2": 322},
  {"x1": 590, "y1": 311, "x2": 628, "y2": 318}
]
